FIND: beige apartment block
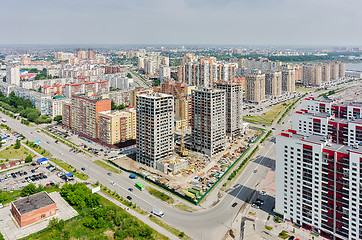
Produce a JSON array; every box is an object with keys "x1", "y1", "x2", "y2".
[{"x1": 245, "y1": 74, "x2": 265, "y2": 103}]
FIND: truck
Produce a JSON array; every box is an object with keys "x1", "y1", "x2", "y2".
[{"x1": 152, "y1": 207, "x2": 164, "y2": 217}]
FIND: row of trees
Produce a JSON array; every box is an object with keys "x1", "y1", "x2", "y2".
[
  {"x1": 60, "y1": 183, "x2": 100, "y2": 209},
  {"x1": 0, "y1": 91, "x2": 52, "y2": 124}
]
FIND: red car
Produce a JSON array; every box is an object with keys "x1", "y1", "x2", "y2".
[{"x1": 46, "y1": 183, "x2": 50, "y2": 187}]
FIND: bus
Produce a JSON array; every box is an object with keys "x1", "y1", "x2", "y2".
[{"x1": 135, "y1": 182, "x2": 145, "y2": 191}]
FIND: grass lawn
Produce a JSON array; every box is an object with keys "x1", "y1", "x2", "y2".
[
  {"x1": 146, "y1": 186, "x2": 174, "y2": 204},
  {"x1": 243, "y1": 99, "x2": 294, "y2": 125},
  {"x1": 22, "y1": 196, "x2": 169, "y2": 240},
  {"x1": 149, "y1": 215, "x2": 190, "y2": 240},
  {"x1": 24, "y1": 141, "x2": 51, "y2": 157},
  {"x1": 174, "y1": 203, "x2": 196, "y2": 212},
  {"x1": 278, "y1": 230, "x2": 291, "y2": 239},
  {"x1": 93, "y1": 160, "x2": 121, "y2": 174},
  {"x1": 265, "y1": 225, "x2": 273, "y2": 231},
  {"x1": 51, "y1": 158, "x2": 89, "y2": 180},
  {"x1": 296, "y1": 87, "x2": 313, "y2": 93},
  {"x1": 0, "y1": 145, "x2": 36, "y2": 160}
]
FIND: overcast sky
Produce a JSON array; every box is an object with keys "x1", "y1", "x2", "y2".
[{"x1": 1, "y1": 0, "x2": 361, "y2": 46}]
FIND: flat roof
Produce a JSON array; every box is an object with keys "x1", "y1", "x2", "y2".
[{"x1": 13, "y1": 191, "x2": 55, "y2": 215}]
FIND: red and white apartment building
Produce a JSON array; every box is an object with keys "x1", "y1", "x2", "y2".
[{"x1": 276, "y1": 97, "x2": 362, "y2": 240}]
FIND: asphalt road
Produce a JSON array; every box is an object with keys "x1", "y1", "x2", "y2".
[
  {"x1": 1, "y1": 113, "x2": 278, "y2": 240},
  {"x1": 0, "y1": 81, "x2": 353, "y2": 240}
]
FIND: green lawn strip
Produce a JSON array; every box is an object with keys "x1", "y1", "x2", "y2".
[
  {"x1": 265, "y1": 225, "x2": 273, "y2": 231},
  {"x1": 174, "y1": 204, "x2": 196, "y2": 212},
  {"x1": 93, "y1": 160, "x2": 121, "y2": 173},
  {"x1": 24, "y1": 140, "x2": 51, "y2": 157},
  {"x1": 149, "y1": 215, "x2": 190, "y2": 240},
  {"x1": 50, "y1": 158, "x2": 88, "y2": 180},
  {"x1": 0, "y1": 145, "x2": 36, "y2": 160},
  {"x1": 93, "y1": 183, "x2": 148, "y2": 215},
  {"x1": 146, "y1": 186, "x2": 174, "y2": 204},
  {"x1": 278, "y1": 230, "x2": 291, "y2": 239},
  {"x1": 277, "y1": 94, "x2": 307, "y2": 124},
  {"x1": 130, "y1": 70, "x2": 151, "y2": 87},
  {"x1": 244, "y1": 100, "x2": 294, "y2": 125},
  {"x1": 260, "y1": 130, "x2": 272, "y2": 144}
]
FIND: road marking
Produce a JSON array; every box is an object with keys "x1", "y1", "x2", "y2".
[{"x1": 231, "y1": 143, "x2": 274, "y2": 204}]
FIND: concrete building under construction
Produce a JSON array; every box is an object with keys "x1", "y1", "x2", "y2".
[
  {"x1": 136, "y1": 93, "x2": 174, "y2": 168},
  {"x1": 215, "y1": 82, "x2": 243, "y2": 139},
  {"x1": 191, "y1": 88, "x2": 226, "y2": 157}
]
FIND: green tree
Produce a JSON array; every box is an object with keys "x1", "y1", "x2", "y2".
[
  {"x1": 25, "y1": 154, "x2": 33, "y2": 163},
  {"x1": 21, "y1": 183, "x2": 37, "y2": 197},
  {"x1": 127, "y1": 73, "x2": 132, "y2": 78},
  {"x1": 27, "y1": 112, "x2": 39, "y2": 122},
  {"x1": 54, "y1": 115, "x2": 62, "y2": 121},
  {"x1": 2, "y1": 76, "x2": 5, "y2": 82},
  {"x1": 14, "y1": 139, "x2": 21, "y2": 149}
]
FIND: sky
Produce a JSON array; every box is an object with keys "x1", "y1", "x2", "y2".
[{"x1": 1, "y1": 0, "x2": 362, "y2": 46}]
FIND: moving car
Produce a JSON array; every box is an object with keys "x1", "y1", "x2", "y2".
[
  {"x1": 152, "y1": 208, "x2": 164, "y2": 217},
  {"x1": 126, "y1": 196, "x2": 132, "y2": 201},
  {"x1": 232, "y1": 202, "x2": 238, "y2": 207}
]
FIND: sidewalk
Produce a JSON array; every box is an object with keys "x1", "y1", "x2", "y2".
[{"x1": 96, "y1": 191, "x2": 179, "y2": 240}]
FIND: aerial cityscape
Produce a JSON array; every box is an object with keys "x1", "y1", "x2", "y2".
[{"x1": 0, "y1": 1, "x2": 362, "y2": 240}]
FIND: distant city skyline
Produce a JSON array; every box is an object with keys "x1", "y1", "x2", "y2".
[{"x1": 1, "y1": 0, "x2": 362, "y2": 46}]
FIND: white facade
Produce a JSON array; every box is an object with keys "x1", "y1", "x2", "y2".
[
  {"x1": 6, "y1": 65, "x2": 20, "y2": 86},
  {"x1": 276, "y1": 131, "x2": 362, "y2": 240}
]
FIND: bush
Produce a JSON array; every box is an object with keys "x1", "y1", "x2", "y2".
[{"x1": 25, "y1": 155, "x2": 33, "y2": 163}]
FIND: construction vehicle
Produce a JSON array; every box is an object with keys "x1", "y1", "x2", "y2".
[{"x1": 174, "y1": 86, "x2": 189, "y2": 157}]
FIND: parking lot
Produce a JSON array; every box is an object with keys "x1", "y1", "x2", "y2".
[
  {"x1": 0, "y1": 162, "x2": 72, "y2": 192},
  {"x1": 45, "y1": 124, "x2": 116, "y2": 157}
]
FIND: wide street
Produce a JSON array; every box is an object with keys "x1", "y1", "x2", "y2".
[
  {"x1": 0, "y1": 80, "x2": 356, "y2": 240},
  {"x1": 1, "y1": 108, "x2": 283, "y2": 240}
]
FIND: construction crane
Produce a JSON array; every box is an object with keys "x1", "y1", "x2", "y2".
[{"x1": 174, "y1": 86, "x2": 188, "y2": 157}]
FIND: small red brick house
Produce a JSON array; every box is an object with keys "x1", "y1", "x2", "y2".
[{"x1": 11, "y1": 191, "x2": 56, "y2": 227}]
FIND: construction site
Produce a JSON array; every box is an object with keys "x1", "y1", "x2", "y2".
[{"x1": 111, "y1": 127, "x2": 262, "y2": 202}]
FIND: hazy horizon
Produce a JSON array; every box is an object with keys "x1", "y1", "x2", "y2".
[{"x1": 1, "y1": 0, "x2": 362, "y2": 46}]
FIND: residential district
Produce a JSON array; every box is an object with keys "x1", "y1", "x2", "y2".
[{"x1": 0, "y1": 46, "x2": 361, "y2": 240}]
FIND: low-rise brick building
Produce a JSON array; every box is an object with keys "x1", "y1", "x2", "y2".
[{"x1": 11, "y1": 191, "x2": 56, "y2": 227}]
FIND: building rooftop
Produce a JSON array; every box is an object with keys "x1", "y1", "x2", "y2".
[
  {"x1": 279, "y1": 129, "x2": 362, "y2": 154},
  {"x1": 12, "y1": 191, "x2": 55, "y2": 215},
  {"x1": 138, "y1": 92, "x2": 173, "y2": 99}
]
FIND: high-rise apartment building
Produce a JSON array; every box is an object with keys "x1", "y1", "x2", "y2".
[
  {"x1": 265, "y1": 72, "x2": 282, "y2": 97},
  {"x1": 191, "y1": 88, "x2": 226, "y2": 157},
  {"x1": 302, "y1": 62, "x2": 345, "y2": 86},
  {"x1": 65, "y1": 92, "x2": 111, "y2": 139},
  {"x1": 136, "y1": 93, "x2": 174, "y2": 168},
  {"x1": 129, "y1": 88, "x2": 153, "y2": 107},
  {"x1": 281, "y1": 69, "x2": 296, "y2": 93},
  {"x1": 97, "y1": 107, "x2": 136, "y2": 144},
  {"x1": 178, "y1": 59, "x2": 237, "y2": 87},
  {"x1": 245, "y1": 74, "x2": 265, "y2": 103},
  {"x1": 276, "y1": 130, "x2": 362, "y2": 240},
  {"x1": 6, "y1": 65, "x2": 20, "y2": 86},
  {"x1": 159, "y1": 65, "x2": 171, "y2": 81},
  {"x1": 302, "y1": 64, "x2": 322, "y2": 86},
  {"x1": 215, "y1": 82, "x2": 243, "y2": 138}
]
